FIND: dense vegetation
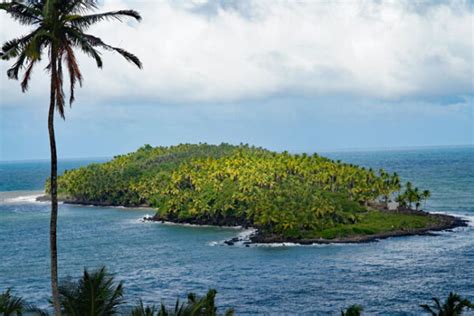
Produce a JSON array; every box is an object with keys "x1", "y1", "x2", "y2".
[
  {"x1": 50, "y1": 143, "x2": 434, "y2": 239},
  {"x1": 2, "y1": 267, "x2": 473, "y2": 315},
  {"x1": 0, "y1": 267, "x2": 234, "y2": 316}
]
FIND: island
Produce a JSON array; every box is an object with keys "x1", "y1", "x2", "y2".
[{"x1": 43, "y1": 143, "x2": 467, "y2": 244}]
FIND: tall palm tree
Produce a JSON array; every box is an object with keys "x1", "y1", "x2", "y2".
[{"x1": 0, "y1": 1, "x2": 142, "y2": 314}]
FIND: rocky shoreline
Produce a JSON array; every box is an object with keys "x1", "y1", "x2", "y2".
[
  {"x1": 248, "y1": 212, "x2": 468, "y2": 245},
  {"x1": 145, "y1": 209, "x2": 468, "y2": 246},
  {"x1": 38, "y1": 195, "x2": 469, "y2": 245}
]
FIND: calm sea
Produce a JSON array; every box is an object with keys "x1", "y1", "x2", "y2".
[{"x1": 0, "y1": 146, "x2": 473, "y2": 314}]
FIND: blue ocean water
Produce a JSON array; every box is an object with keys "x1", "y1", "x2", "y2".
[
  {"x1": 0, "y1": 159, "x2": 107, "y2": 192},
  {"x1": 0, "y1": 146, "x2": 473, "y2": 315}
]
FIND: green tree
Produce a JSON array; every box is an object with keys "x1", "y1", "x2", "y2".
[
  {"x1": 341, "y1": 304, "x2": 363, "y2": 316},
  {"x1": 420, "y1": 292, "x2": 474, "y2": 316},
  {"x1": 0, "y1": 1, "x2": 142, "y2": 314},
  {"x1": 150, "y1": 289, "x2": 234, "y2": 316},
  {"x1": 0, "y1": 289, "x2": 46, "y2": 316},
  {"x1": 58, "y1": 266, "x2": 124, "y2": 316},
  {"x1": 421, "y1": 189, "x2": 431, "y2": 210},
  {"x1": 131, "y1": 300, "x2": 158, "y2": 316}
]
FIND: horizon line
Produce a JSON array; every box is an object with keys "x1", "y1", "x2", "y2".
[{"x1": 1, "y1": 143, "x2": 472, "y2": 163}]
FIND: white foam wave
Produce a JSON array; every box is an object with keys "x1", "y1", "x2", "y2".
[
  {"x1": 429, "y1": 211, "x2": 474, "y2": 227},
  {"x1": 208, "y1": 228, "x2": 257, "y2": 247},
  {"x1": 208, "y1": 228, "x2": 368, "y2": 247},
  {"x1": 459, "y1": 214, "x2": 474, "y2": 227},
  {"x1": 249, "y1": 239, "x2": 367, "y2": 248},
  {"x1": 3, "y1": 193, "x2": 44, "y2": 204},
  {"x1": 151, "y1": 220, "x2": 243, "y2": 229}
]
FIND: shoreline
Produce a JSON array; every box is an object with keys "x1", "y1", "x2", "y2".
[
  {"x1": 249, "y1": 212, "x2": 468, "y2": 245},
  {"x1": 146, "y1": 208, "x2": 469, "y2": 246},
  {"x1": 36, "y1": 195, "x2": 154, "y2": 210},
  {"x1": 36, "y1": 195, "x2": 469, "y2": 245}
]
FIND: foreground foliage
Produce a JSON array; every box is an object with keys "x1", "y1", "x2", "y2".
[
  {"x1": 1, "y1": 267, "x2": 233, "y2": 316},
  {"x1": 420, "y1": 292, "x2": 474, "y2": 316},
  {"x1": 0, "y1": 289, "x2": 45, "y2": 316},
  {"x1": 131, "y1": 289, "x2": 234, "y2": 316},
  {"x1": 51, "y1": 143, "x2": 433, "y2": 238},
  {"x1": 2, "y1": 268, "x2": 472, "y2": 315},
  {"x1": 341, "y1": 304, "x2": 363, "y2": 316},
  {"x1": 58, "y1": 267, "x2": 124, "y2": 315}
]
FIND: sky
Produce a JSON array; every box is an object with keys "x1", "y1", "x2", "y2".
[{"x1": 0, "y1": 0, "x2": 473, "y2": 161}]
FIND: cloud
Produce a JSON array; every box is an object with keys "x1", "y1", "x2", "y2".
[{"x1": 0, "y1": 0, "x2": 472, "y2": 106}]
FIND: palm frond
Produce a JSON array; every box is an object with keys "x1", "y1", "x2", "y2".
[
  {"x1": 55, "y1": 55, "x2": 66, "y2": 119},
  {"x1": 7, "y1": 52, "x2": 27, "y2": 79},
  {"x1": 108, "y1": 46, "x2": 142, "y2": 69},
  {"x1": 419, "y1": 304, "x2": 437, "y2": 315},
  {"x1": 69, "y1": 10, "x2": 141, "y2": 29},
  {"x1": 0, "y1": 288, "x2": 24, "y2": 315},
  {"x1": 58, "y1": 266, "x2": 125, "y2": 315},
  {"x1": 433, "y1": 297, "x2": 442, "y2": 311},
  {"x1": 81, "y1": 33, "x2": 142, "y2": 68},
  {"x1": 64, "y1": 44, "x2": 83, "y2": 105},
  {"x1": 24, "y1": 31, "x2": 49, "y2": 61},
  {"x1": 157, "y1": 289, "x2": 233, "y2": 316},
  {"x1": 341, "y1": 304, "x2": 363, "y2": 316},
  {"x1": 65, "y1": 0, "x2": 98, "y2": 14},
  {"x1": 0, "y1": 1, "x2": 42, "y2": 26},
  {"x1": 421, "y1": 293, "x2": 474, "y2": 315},
  {"x1": 131, "y1": 300, "x2": 157, "y2": 316},
  {"x1": 65, "y1": 28, "x2": 103, "y2": 68},
  {"x1": 1, "y1": 29, "x2": 40, "y2": 60},
  {"x1": 58, "y1": 278, "x2": 81, "y2": 316},
  {"x1": 21, "y1": 58, "x2": 37, "y2": 92},
  {"x1": 0, "y1": 288, "x2": 47, "y2": 316}
]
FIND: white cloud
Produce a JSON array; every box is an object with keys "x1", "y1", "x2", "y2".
[{"x1": 0, "y1": 0, "x2": 472, "y2": 106}]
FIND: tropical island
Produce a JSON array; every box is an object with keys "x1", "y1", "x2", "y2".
[{"x1": 42, "y1": 143, "x2": 466, "y2": 244}]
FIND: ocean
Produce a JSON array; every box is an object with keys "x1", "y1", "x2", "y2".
[{"x1": 0, "y1": 146, "x2": 473, "y2": 314}]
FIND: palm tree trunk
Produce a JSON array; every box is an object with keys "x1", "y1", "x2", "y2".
[{"x1": 48, "y1": 50, "x2": 62, "y2": 316}]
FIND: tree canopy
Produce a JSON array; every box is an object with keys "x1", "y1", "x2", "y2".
[{"x1": 51, "y1": 143, "x2": 432, "y2": 238}]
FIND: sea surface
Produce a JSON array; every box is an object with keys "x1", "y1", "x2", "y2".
[{"x1": 0, "y1": 146, "x2": 473, "y2": 315}]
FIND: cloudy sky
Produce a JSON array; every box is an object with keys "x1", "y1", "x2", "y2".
[{"x1": 0, "y1": 0, "x2": 473, "y2": 160}]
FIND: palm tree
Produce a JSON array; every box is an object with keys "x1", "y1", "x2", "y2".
[
  {"x1": 58, "y1": 266, "x2": 124, "y2": 315},
  {"x1": 341, "y1": 304, "x2": 363, "y2": 316},
  {"x1": 0, "y1": 288, "x2": 46, "y2": 316},
  {"x1": 422, "y1": 189, "x2": 431, "y2": 210},
  {"x1": 154, "y1": 289, "x2": 234, "y2": 316},
  {"x1": 0, "y1": 1, "x2": 142, "y2": 314},
  {"x1": 420, "y1": 292, "x2": 474, "y2": 316},
  {"x1": 131, "y1": 300, "x2": 157, "y2": 316}
]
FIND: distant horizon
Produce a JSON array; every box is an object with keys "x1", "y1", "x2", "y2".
[{"x1": 1, "y1": 143, "x2": 472, "y2": 163}]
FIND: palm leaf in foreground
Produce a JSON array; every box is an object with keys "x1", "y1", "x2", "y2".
[
  {"x1": 420, "y1": 292, "x2": 474, "y2": 316},
  {"x1": 341, "y1": 304, "x2": 363, "y2": 316},
  {"x1": 0, "y1": 288, "x2": 47, "y2": 316},
  {"x1": 132, "y1": 289, "x2": 234, "y2": 316},
  {"x1": 58, "y1": 266, "x2": 124, "y2": 316}
]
